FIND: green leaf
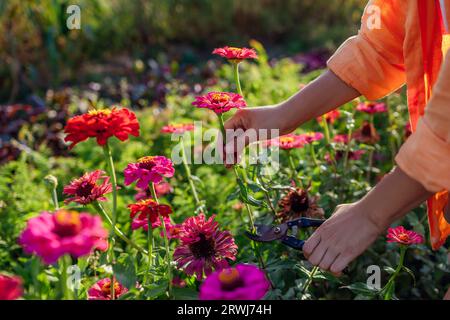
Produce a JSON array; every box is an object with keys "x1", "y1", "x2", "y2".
[
  {"x1": 341, "y1": 282, "x2": 379, "y2": 297},
  {"x1": 402, "y1": 266, "x2": 417, "y2": 287},
  {"x1": 144, "y1": 280, "x2": 168, "y2": 299},
  {"x1": 172, "y1": 287, "x2": 198, "y2": 300},
  {"x1": 113, "y1": 256, "x2": 137, "y2": 289}
]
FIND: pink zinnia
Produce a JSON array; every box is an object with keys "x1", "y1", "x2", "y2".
[
  {"x1": 127, "y1": 198, "x2": 173, "y2": 231},
  {"x1": 265, "y1": 134, "x2": 305, "y2": 150},
  {"x1": 134, "y1": 181, "x2": 173, "y2": 201},
  {"x1": 332, "y1": 134, "x2": 350, "y2": 144},
  {"x1": 18, "y1": 210, "x2": 108, "y2": 264},
  {"x1": 87, "y1": 278, "x2": 128, "y2": 300},
  {"x1": 63, "y1": 170, "x2": 113, "y2": 205},
  {"x1": 300, "y1": 132, "x2": 324, "y2": 144},
  {"x1": 317, "y1": 110, "x2": 340, "y2": 124},
  {"x1": 192, "y1": 92, "x2": 246, "y2": 114},
  {"x1": 199, "y1": 264, "x2": 270, "y2": 300},
  {"x1": 124, "y1": 156, "x2": 175, "y2": 189},
  {"x1": 161, "y1": 123, "x2": 195, "y2": 134},
  {"x1": 212, "y1": 46, "x2": 258, "y2": 62},
  {"x1": 173, "y1": 214, "x2": 238, "y2": 280},
  {"x1": 356, "y1": 101, "x2": 387, "y2": 114},
  {"x1": 0, "y1": 274, "x2": 23, "y2": 300},
  {"x1": 387, "y1": 226, "x2": 424, "y2": 245}
]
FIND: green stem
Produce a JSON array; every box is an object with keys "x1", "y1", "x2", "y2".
[
  {"x1": 59, "y1": 255, "x2": 72, "y2": 300},
  {"x1": 51, "y1": 188, "x2": 59, "y2": 210},
  {"x1": 287, "y1": 150, "x2": 303, "y2": 187},
  {"x1": 102, "y1": 143, "x2": 117, "y2": 300},
  {"x1": 92, "y1": 202, "x2": 147, "y2": 254},
  {"x1": 309, "y1": 144, "x2": 319, "y2": 168},
  {"x1": 301, "y1": 266, "x2": 319, "y2": 296},
  {"x1": 232, "y1": 62, "x2": 243, "y2": 97},
  {"x1": 382, "y1": 246, "x2": 407, "y2": 300},
  {"x1": 144, "y1": 214, "x2": 154, "y2": 285},
  {"x1": 180, "y1": 137, "x2": 202, "y2": 208},
  {"x1": 150, "y1": 183, "x2": 172, "y2": 298},
  {"x1": 321, "y1": 118, "x2": 331, "y2": 144}
]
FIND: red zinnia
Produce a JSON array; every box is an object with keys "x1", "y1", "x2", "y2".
[
  {"x1": 387, "y1": 226, "x2": 424, "y2": 245},
  {"x1": 64, "y1": 107, "x2": 140, "y2": 148},
  {"x1": 332, "y1": 134, "x2": 350, "y2": 144},
  {"x1": 173, "y1": 214, "x2": 238, "y2": 280},
  {"x1": 161, "y1": 123, "x2": 195, "y2": 134},
  {"x1": 127, "y1": 199, "x2": 172, "y2": 230},
  {"x1": 192, "y1": 92, "x2": 246, "y2": 114},
  {"x1": 63, "y1": 170, "x2": 113, "y2": 205},
  {"x1": 316, "y1": 110, "x2": 340, "y2": 124},
  {"x1": 0, "y1": 274, "x2": 23, "y2": 300},
  {"x1": 212, "y1": 46, "x2": 258, "y2": 62},
  {"x1": 356, "y1": 101, "x2": 387, "y2": 114},
  {"x1": 352, "y1": 121, "x2": 380, "y2": 144}
]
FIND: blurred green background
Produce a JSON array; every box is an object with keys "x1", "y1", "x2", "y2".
[{"x1": 0, "y1": 0, "x2": 365, "y2": 102}]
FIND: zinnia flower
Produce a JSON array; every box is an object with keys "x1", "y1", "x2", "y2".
[
  {"x1": 300, "y1": 132, "x2": 324, "y2": 144},
  {"x1": 173, "y1": 214, "x2": 238, "y2": 280},
  {"x1": 317, "y1": 110, "x2": 340, "y2": 124},
  {"x1": 18, "y1": 210, "x2": 108, "y2": 264},
  {"x1": 124, "y1": 156, "x2": 175, "y2": 189},
  {"x1": 332, "y1": 134, "x2": 350, "y2": 144},
  {"x1": 387, "y1": 226, "x2": 424, "y2": 245},
  {"x1": 352, "y1": 121, "x2": 380, "y2": 144},
  {"x1": 192, "y1": 92, "x2": 246, "y2": 114},
  {"x1": 134, "y1": 181, "x2": 173, "y2": 201},
  {"x1": 127, "y1": 198, "x2": 173, "y2": 231},
  {"x1": 0, "y1": 274, "x2": 23, "y2": 300},
  {"x1": 265, "y1": 134, "x2": 305, "y2": 150},
  {"x1": 64, "y1": 107, "x2": 140, "y2": 149},
  {"x1": 212, "y1": 46, "x2": 258, "y2": 63},
  {"x1": 87, "y1": 278, "x2": 128, "y2": 300},
  {"x1": 356, "y1": 101, "x2": 387, "y2": 114},
  {"x1": 161, "y1": 123, "x2": 195, "y2": 134},
  {"x1": 63, "y1": 170, "x2": 113, "y2": 205},
  {"x1": 277, "y1": 188, "x2": 325, "y2": 222},
  {"x1": 199, "y1": 264, "x2": 269, "y2": 300},
  {"x1": 325, "y1": 149, "x2": 365, "y2": 163}
]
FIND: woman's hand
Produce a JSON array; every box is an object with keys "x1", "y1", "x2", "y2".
[
  {"x1": 303, "y1": 202, "x2": 382, "y2": 275},
  {"x1": 303, "y1": 167, "x2": 432, "y2": 275},
  {"x1": 223, "y1": 70, "x2": 360, "y2": 164}
]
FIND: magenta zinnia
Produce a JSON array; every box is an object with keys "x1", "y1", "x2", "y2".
[
  {"x1": 387, "y1": 226, "x2": 424, "y2": 245},
  {"x1": 356, "y1": 101, "x2": 387, "y2": 114},
  {"x1": 173, "y1": 214, "x2": 238, "y2": 280},
  {"x1": 192, "y1": 92, "x2": 246, "y2": 114},
  {"x1": 212, "y1": 46, "x2": 258, "y2": 62},
  {"x1": 134, "y1": 181, "x2": 173, "y2": 201},
  {"x1": 18, "y1": 210, "x2": 108, "y2": 264},
  {"x1": 199, "y1": 264, "x2": 269, "y2": 300},
  {"x1": 300, "y1": 132, "x2": 324, "y2": 144},
  {"x1": 0, "y1": 274, "x2": 23, "y2": 300},
  {"x1": 265, "y1": 134, "x2": 305, "y2": 150},
  {"x1": 124, "y1": 156, "x2": 175, "y2": 189},
  {"x1": 63, "y1": 170, "x2": 113, "y2": 205},
  {"x1": 87, "y1": 278, "x2": 128, "y2": 300}
]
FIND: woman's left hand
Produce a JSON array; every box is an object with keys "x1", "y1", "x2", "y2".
[{"x1": 303, "y1": 202, "x2": 382, "y2": 276}]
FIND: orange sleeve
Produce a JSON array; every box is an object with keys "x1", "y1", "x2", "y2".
[
  {"x1": 327, "y1": 0, "x2": 406, "y2": 100},
  {"x1": 396, "y1": 50, "x2": 450, "y2": 193}
]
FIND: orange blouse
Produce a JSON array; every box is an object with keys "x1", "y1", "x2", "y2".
[{"x1": 327, "y1": 0, "x2": 450, "y2": 249}]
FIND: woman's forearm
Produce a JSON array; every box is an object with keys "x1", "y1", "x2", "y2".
[
  {"x1": 278, "y1": 70, "x2": 361, "y2": 133},
  {"x1": 359, "y1": 167, "x2": 433, "y2": 231}
]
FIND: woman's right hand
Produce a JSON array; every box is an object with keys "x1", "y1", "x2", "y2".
[{"x1": 223, "y1": 104, "x2": 290, "y2": 164}]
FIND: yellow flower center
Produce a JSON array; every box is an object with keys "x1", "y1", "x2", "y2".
[
  {"x1": 53, "y1": 210, "x2": 82, "y2": 237},
  {"x1": 88, "y1": 109, "x2": 112, "y2": 117},
  {"x1": 279, "y1": 136, "x2": 295, "y2": 144},
  {"x1": 137, "y1": 156, "x2": 155, "y2": 163},
  {"x1": 228, "y1": 47, "x2": 242, "y2": 53},
  {"x1": 211, "y1": 93, "x2": 230, "y2": 103},
  {"x1": 101, "y1": 281, "x2": 121, "y2": 295},
  {"x1": 218, "y1": 268, "x2": 243, "y2": 291},
  {"x1": 397, "y1": 233, "x2": 410, "y2": 242}
]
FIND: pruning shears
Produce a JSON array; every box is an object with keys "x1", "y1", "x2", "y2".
[{"x1": 245, "y1": 217, "x2": 325, "y2": 251}]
